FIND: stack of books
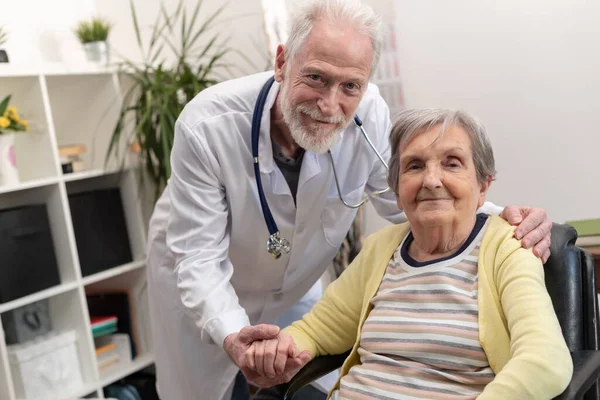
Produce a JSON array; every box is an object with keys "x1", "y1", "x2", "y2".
[
  {"x1": 91, "y1": 316, "x2": 118, "y2": 338},
  {"x1": 95, "y1": 342, "x2": 120, "y2": 372},
  {"x1": 91, "y1": 316, "x2": 120, "y2": 372}
]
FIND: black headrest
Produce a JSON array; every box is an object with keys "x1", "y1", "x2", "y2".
[{"x1": 544, "y1": 223, "x2": 584, "y2": 352}]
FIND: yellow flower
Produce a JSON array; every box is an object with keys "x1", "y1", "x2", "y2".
[
  {"x1": 0, "y1": 116, "x2": 10, "y2": 129},
  {"x1": 7, "y1": 107, "x2": 20, "y2": 123},
  {"x1": 21, "y1": 120, "x2": 29, "y2": 130}
]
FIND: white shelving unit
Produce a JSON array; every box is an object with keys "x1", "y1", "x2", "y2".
[{"x1": 0, "y1": 64, "x2": 153, "y2": 399}]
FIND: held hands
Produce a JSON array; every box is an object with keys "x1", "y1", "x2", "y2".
[
  {"x1": 224, "y1": 324, "x2": 311, "y2": 387},
  {"x1": 501, "y1": 205, "x2": 553, "y2": 263}
]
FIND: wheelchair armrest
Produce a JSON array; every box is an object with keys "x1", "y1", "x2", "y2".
[
  {"x1": 281, "y1": 351, "x2": 350, "y2": 400},
  {"x1": 553, "y1": 351, "x2": 600, "y2": 399}
]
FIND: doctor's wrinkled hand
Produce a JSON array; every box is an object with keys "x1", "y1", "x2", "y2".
[
  {"x1": 244, "y1": 332, "x2": 311, "y2": 387},
  {"x1": 501, "y1": 205, "x2": 553, "y2": 262},
  {"x1": 224, "y1": 325, "x2": 281, "y2": 374}
]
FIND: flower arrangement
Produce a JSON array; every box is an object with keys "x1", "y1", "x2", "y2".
[
  {"x1": 0, "y1": 95, "x2": 29, "y2": 134},
  {"x1": 74, "y1": 17, "x2": 112, "y2": 44}
]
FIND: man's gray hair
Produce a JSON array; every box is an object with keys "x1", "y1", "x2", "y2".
[
  {"x1": 285, "y1": 0, "x2": 383, "y2": 76},
  {"x1": 387, "y1": 109, "x2": 497, "y2": 195}
]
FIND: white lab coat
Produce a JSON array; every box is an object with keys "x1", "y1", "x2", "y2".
[{"x1": 146, "y1": 71, "x2": 502, "y2": 400}]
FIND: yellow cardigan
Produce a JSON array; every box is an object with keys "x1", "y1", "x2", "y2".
[{"x1": 284, "y1": 215, "x2": 573, "y2": 399}]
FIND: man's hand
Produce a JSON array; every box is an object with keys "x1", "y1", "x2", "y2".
[
  {"x1": 245, "y1": 333, "x2": 311, "y2": 387},
  {"x1": 501, "y1": 205, "x2": 552, "y2": 263},
  {"x1": 223, "y1": 324, "x2": 281, "y2": 377}
]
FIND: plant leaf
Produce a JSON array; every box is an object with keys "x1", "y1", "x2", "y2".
[
  {"x1": 0, "y1": 95, "x2": 10, "y2": 116},
  {"x1": 129, "y1": 0, "x2": 145, "y2": 60}
]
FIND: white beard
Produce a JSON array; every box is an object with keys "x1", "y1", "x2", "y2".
[{"x1": 279, "y1": 80, "x2": 352, "y2": 154}]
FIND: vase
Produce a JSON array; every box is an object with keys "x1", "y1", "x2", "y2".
[
  {"x1": 0, "y1": 133, "x2": 20, "y2": 186},
  {"x1": 82, "y1": 41, "x2": 109, "y2": 64}
]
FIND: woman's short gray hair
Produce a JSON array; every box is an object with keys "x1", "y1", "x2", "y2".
[
  {"x1": 387, "y1": 109, "x2": 497, "y2": 195},
  {"x1": 285, "y1": 0, "x2": 383, "y2": 76}
]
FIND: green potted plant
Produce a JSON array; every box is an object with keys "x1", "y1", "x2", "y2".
[
  {"x1": 0, "y1": 95, "x2": 30, "y2": 185},
  {"x1": 106, "y1": 0, "x2": 232, "y2": 198},
  {"x1": 0, "y1": 25, "x2": 8, "y2": 63},
  {"x1": 74, "y1": 17, "x2": 112, "y2": 63}
]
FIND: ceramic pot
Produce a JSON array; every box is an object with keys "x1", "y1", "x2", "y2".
[{"x1": 83, "y1": 41, "x2": 109, "y2": 64}]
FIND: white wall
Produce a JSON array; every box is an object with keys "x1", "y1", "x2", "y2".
[
  {"x1": 0, "y1": 0, "x2": 269, "y2": 77},
  {"x1": 366, "y1": 0, "x2": 600, "y2": 236},
  {"x1": 95, "y1": 0, "x2": 270, "y2": 77},
  {"x1": 0, "y1": 0, "x2": 96, "y2": 66}
]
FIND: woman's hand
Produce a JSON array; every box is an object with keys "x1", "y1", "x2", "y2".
[{"x1": 244, "y1": 332, "x2": 311, "y2": 387}]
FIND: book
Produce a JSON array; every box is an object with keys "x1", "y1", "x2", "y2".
[
  {"x1": 92, "y1": 324, "x2": 118, "y2": 338},
  {"x1": 91, "y1": 316, "x2": 117, "y2": 329},
  {"x1": 95, "y1": 343, "x2": 116, "y2": 356}
]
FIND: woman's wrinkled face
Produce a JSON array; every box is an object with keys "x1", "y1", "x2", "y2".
[{"x1": 396, "y1": 124, "x2": 491, "y2": 228}]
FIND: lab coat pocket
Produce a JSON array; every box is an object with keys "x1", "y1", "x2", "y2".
[{"x1": 321, "y1": 186, "x2": 364, "y2": 249}]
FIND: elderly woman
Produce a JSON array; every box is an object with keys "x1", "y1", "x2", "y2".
[{"x1": 248, "y1": 109, "x2": 572, "y2": 399}]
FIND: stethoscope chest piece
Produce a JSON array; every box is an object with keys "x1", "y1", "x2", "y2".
[{"x1": 267, "y1": 232, "x2": 291, "y2": 259}]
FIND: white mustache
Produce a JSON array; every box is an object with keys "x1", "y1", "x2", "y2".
[{"x1": 296, "y1": 104, "x2": 346, "y2": 124}]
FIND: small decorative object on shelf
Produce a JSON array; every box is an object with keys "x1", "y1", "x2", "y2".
[
  {"x1": 59, "y1": 143, "x2": 86, "y2": 174},
  {"x1": 74, "y1": 17, "x2": 112, "y2": 64},
  {"x1": 0, "y1": 25, "x2": 8, "y2": 63},
  {"x1": 0, "y1": 95, "x2": 30, "y2": 186}
]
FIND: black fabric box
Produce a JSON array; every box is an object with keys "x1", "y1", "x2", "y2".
[
  {"x1": 68, "y1": 188, "x2": 133, "y2": 277},
  {"x1": 0, "y1": 204, "x2": 61, "y2": 303}
]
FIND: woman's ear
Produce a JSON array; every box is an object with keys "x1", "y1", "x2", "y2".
[{"x1": 477, "y1": 176, "x2": 493, "y2": 208}]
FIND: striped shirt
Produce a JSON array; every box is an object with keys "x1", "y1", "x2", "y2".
[{"x1": 333, "y1": 214, "x2": 494, "y2": 400}]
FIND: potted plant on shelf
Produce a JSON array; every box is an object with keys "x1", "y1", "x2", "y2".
[
  {"x1": 0, "y1": 25, "x2": 8, "y2": 63},
  {"x1": 74, "y1": 17, "x2": 112, "y2": 64},
  {"x1": 106, "y1": 0, "x2": 233, "y2": 199},
  {"x1": 0, "y1": 95, "x2": 29, "y2": 185}
]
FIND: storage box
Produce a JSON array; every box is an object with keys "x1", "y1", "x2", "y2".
[
  {"x1": 68, "y1": 188, "x2": 133, "y2": 276},
  {"x1": 1, "y1": 300, "x2": 52, "y2": 345},
  {"x1": 8, "y1": 330, "x2": 83, "y2": 399},
  {"x1": 0, "y1": 204, "x2": 61, "y2": 303}
]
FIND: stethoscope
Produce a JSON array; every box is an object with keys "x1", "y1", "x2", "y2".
[{"x1": 253, "y1": 76, "x2": 390, "y2": 259}]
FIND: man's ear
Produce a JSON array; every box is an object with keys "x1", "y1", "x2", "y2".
[{"x1": 274, "y1": 45, "x2": 286, "y2": 82}]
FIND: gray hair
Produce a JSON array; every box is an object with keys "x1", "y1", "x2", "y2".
[
  {"x1": 387, "y1": 109, "x2": 497, "y2": 195},
  {"x1": 285, "y1": 0, "x2": 383, "y2": 76}
]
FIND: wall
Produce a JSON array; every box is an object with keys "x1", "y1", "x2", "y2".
[
  {"x1": 0, "y1": 0, "x2": 269, "y2": 77},
  {"x1": 0, "y1": 0, "x2": 96, "y2": 66},
  {"x1": 95, "y1": 0, "x2": 270, "y2": 77},
  {"x1": 366, "y1": 0, "x2": 600, "y2": 236}
]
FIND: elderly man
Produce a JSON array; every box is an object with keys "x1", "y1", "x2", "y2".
[{"x1": 146, "y1": 0, "x2": 552, "y2": 399}]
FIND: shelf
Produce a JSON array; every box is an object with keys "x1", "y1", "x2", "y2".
[
  {"x1": 0, "y1": 63, "x2": 118, "y2": 78},
  {"x1": 99, "y1": 353, "x2": 155, "y2": 386},
  {"x1": 62, "y1": 169, "x2": 122, "y2": 183},
  {"x1": 81, "y1": 260, "x2": 146, "y2": 286},
  {"x1": 0, "y1": 282, "x2": 78, "y2": 314},
  {"x1": 61, "y1": 353, "x2": 154, "y2": 399},
  {"x1": 0, "y1": 176, "x2": 59, "y2": 195}
]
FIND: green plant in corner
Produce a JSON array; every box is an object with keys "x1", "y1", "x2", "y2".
[
  {"x1": 74, "y1": 17, "x2": 112, "y2": 44},
  {"x1": 106, "y1": 0, "x2": 231, "y2": 199}
]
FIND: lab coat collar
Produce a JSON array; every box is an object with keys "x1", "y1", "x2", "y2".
[{"x1": 257, "y1": 78, "x2": 280, "y2": 174}]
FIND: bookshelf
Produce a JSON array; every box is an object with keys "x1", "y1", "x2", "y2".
[{"x1": 0, "y1": 65, "x2": 153, "y2": 399}]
